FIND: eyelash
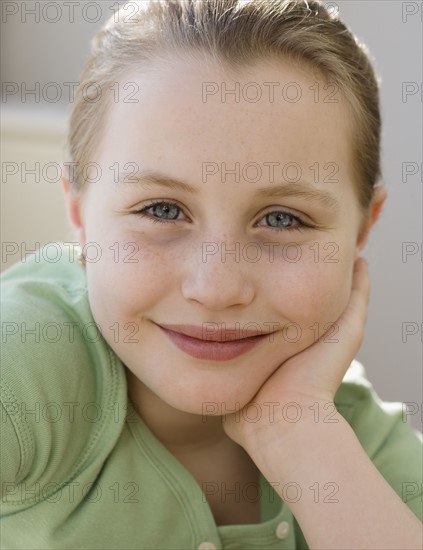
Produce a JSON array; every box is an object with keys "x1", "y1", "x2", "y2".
[{"x1": 133, "y1": 200, "x2": 313, "y2": 232}]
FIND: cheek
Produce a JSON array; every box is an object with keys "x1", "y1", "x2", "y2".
[
  {"x1": 86, "y1": 239, "x2": 172, "y2": 324},
  {"x1": 266, "y1": 249, "x2": 354, "y2": 330}
]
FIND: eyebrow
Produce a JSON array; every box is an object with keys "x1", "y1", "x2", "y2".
[{"x1": 117, "y1": 170, "x2": 340, "y2": 210}]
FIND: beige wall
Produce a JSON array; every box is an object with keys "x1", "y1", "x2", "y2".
[{"x1": 1, "y1": 107, "x2": 71, "y2": 270}]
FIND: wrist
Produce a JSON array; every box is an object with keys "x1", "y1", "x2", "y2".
[{"x1": 244, "y1": 402, "x2": 349, "y2": 480}]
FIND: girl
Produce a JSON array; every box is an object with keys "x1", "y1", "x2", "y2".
[{"x1": 1, "y1": 1, "x2": 422, "y2": 548}]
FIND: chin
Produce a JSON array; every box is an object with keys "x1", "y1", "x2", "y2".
[{"x1": 160, "y1": 381, "x2": 257, "y2": 418}]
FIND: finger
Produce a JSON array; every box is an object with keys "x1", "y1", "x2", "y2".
[{"x1": 334, "y1": 256, "x2": 370, "y2": 344}]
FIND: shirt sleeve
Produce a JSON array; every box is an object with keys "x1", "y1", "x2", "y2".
[
  {"x1": 0, "y1": 284, "x2": 101, "y2": 512},
  {"x1": 336, "y1": 360, "x2": 423, "y2": 522},
  {"x1": 0, "y1": 391, "x2": 32, "y2": 491}
]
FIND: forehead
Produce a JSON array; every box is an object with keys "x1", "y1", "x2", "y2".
[{"x1": 100, "y1": 55, "x2": 354, "y2": 190}]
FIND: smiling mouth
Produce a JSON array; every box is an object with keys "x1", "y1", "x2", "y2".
[
  {"x1": 166, "y1": 329, "x2": 266, "y2": 344},
  {"x1": 154, "y1": 322, "x2": 276, "y2": 362},
  {"x1": 154, "y1": 323, "x2": 272, "y2": 342}
]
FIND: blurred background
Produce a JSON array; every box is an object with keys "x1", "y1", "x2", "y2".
[{"x1": 1, "y1": 1, "x2": 422, "y2": 428}]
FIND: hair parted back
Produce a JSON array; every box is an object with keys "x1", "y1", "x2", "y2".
[{"x1": 67, "y1": 0, "x2": 382, "y2": 215}]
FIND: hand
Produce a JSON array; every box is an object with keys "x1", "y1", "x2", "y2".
[{"x1": 223, "y1": 257, "x2": 370, "y2": 450}]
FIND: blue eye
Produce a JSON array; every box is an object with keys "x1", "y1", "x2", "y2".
[
  {"x1": 135, "y1": 200, "x2": 182, "y2": 225},
  {"x1": 259, "y1": 211, "x2": 306, "y2": 232},
  {"x1": 134, "y1": 201, "x2": 312, "y2": 232}
]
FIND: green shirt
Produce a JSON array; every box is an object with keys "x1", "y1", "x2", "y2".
[{"x1": 1, "y1": 245, "x2": 422, "y2": 549}]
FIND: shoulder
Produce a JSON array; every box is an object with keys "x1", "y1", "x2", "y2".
[
  {"x1": 335, "y1": 360, "x2": 423, "y2": 521},
  {"x1": 1, "y1": 245, "x2": 127, "y2": 508}
]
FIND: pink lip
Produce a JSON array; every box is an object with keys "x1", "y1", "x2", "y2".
[
  {"x1": 154, "y1": 323, "x2": 271, "y2": 361},
  {"x1": 155, "y1": 323, "x2": 267, "y2": 341}
]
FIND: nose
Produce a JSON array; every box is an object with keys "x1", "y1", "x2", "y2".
[{"x1": 181, "y1": 239, "x2": 256, "y2": 310}]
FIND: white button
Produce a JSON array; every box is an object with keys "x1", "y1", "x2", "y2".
[
  {"x1": 197, "y1": 543, "x2": 216, "y2": 550},
  {"x1": 275, "y1": 520, "x2": 290, "y2": 540}
]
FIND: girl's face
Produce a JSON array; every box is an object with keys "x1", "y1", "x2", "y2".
[{"x1": 67, "y1": 56, "x2": 380, "y2": 414}]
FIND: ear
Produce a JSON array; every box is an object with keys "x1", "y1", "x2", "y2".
[
  {"x1": 355, "y1": 185, "x2": 387, "y2": 257},
  {"x1": 61, "y1": 167, "x2": 86, "y2": 248}
]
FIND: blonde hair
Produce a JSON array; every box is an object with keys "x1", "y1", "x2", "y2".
[{"x1": 67, "y1": 0, "x2": 381, "y2": 216}]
